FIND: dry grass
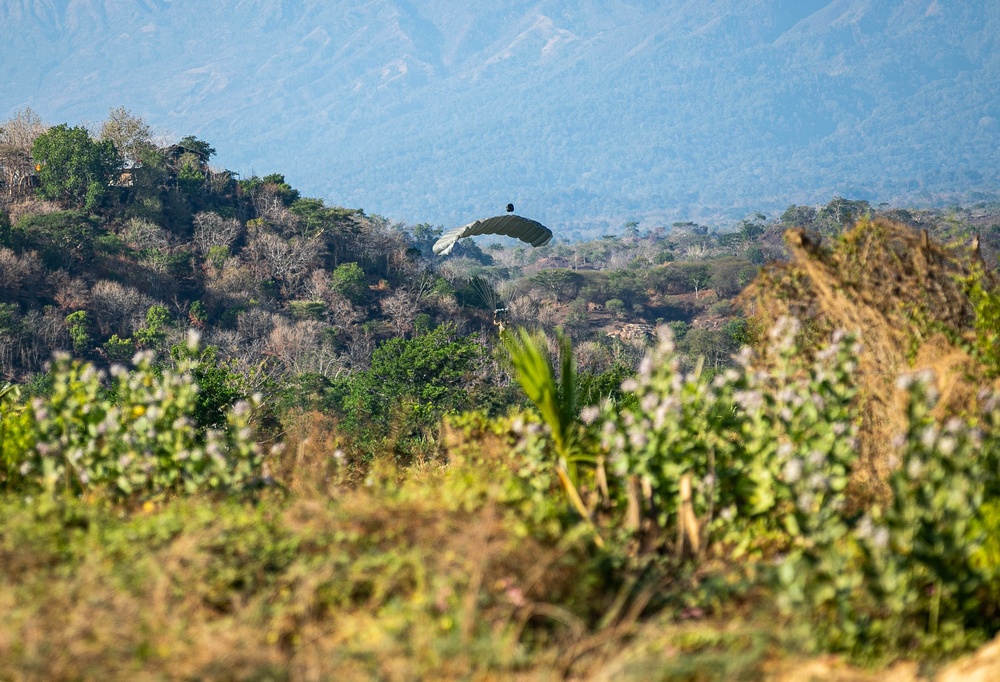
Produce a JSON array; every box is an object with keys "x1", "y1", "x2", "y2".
[
  {"x1": 269, "y1": 410, "x2": 355, "y2": 495},
  {"x1": 743, "y1": 218, "x2": 997, "y2": 503},
  {"x1": 0, "y1": 438, "x2": 616, "y2": 681},
  {"x1": 4, "y1": 197, "x2": 62, "y2": 225}
]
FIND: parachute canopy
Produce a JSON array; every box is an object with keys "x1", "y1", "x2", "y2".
[{"x1": 433, "y1": 213, "x2": 552, "y2": 256}]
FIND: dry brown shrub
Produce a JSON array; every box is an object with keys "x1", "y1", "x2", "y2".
[
  {"x1": 0, "y1": 446, "x2": 615, "y2": 681},
  {"x1": 6, "y1": 197, "x2": 61, "y2": 225},
  {"x1": 0, "y1": 248, "x2": 42, "y2": 301},
  {"x1": 51, "y1": 272, "x2": 91, "y2": 310},
  {"x1": 272, "y1": 411, "x2": 354, "y2": 495},
  {"x1": 742, "y1": 218, "x2": 998, "y2": 503},
  {"x1": 90, "y1": 279, "x2": 155, "y2": 337},
  {"x1": 119, "y1": 217, "x2": 171, "y2": 251},
  {"x1": 192, "y1": 211, "x2": 243, "y2": 254}
]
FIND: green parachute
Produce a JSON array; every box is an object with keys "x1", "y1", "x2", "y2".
[{"x1": 433, "y1": 206, "x2": 552, "y2": 256}]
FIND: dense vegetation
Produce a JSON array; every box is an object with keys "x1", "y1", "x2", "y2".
[{"x1": 5, "y1": 108, "x2": 1000, "y2": 678}]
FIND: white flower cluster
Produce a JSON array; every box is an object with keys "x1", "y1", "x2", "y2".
[
  {"x1": 17, "y1": 347, "x2": 261, "y2": 498},
  {"x1": 590, "y1": 316, "x2": 862, "y2": 535}
]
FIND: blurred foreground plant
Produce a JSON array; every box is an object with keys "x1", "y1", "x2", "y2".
[
  {"x1": 504, "y1": 328, "x2": 601, "y2": 542},
  {"x1": 0, "y1": 333, "x2": 262, "y2": 499},
  {"x1": 835, "y1": 375, "x2": 1000, "y2": 658}
]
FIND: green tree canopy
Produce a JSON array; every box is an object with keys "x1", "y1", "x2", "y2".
[
  {"x1": 239, "y1": 173, "x2": 300, "y2": 207},
  {"x1": 330, "y1": 262, "x2": 368, "y2": 304},
  {"x1": 13, "y1": 210, "x2": 98, "y2": 270},
  {"x1": 32, "y1": 124, "x2": 120, "y2": 210},
  {"x1": 168, "y1": 342, "x2": 246, "y2": 429},
  {"x1": 332, "y1": 324, "x2": 485, "y2": 453},
  {"x1": 818, "y1": 197, "x2": 871, "y2": 231},
  {"x1": 530, "y1": 269, "x2": 583, "y2": 302},
  {"x1": 176, "y1": 136, "x2": 216, "y2": 161},
  {"x1": 780, "y1": 204, "x2": 818, "y2": 229},
  {"x1": 646, "y1": 262, "x2": 710, "y2": 295}
]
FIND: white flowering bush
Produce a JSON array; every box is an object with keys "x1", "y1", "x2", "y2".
[
  {"x1": 834, "y1": 375, "x2": 1000, "y2": 657},
  {"x1": 596, "y1": 317, "x2": 860, "y2": 548},
  {"x1": 752, "y1": 365, "x2": 1000, "y2": 660},
  {"x1": 0, "y1": 334, "x2": 262, "y2": 499},
  {"x1": 503, "y1": 313, "x2": 1000, "y2": 661}
]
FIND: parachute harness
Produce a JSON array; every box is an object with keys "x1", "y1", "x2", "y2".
[{"x1": 493, "y1": 307, "x2": 509, "y2": 334}]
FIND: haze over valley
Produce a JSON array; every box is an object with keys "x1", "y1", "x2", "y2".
[{"x1": 3, "y1": 0, "x2": 998, "y2": 232}]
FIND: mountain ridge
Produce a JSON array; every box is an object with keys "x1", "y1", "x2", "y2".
[{"x1": 3, "y1": 1, "x2": 998, "y2": 233}]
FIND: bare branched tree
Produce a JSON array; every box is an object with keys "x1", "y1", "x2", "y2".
[
  {"x1": 0, "y1": 108, "x2": 47, "y2": 203},
  {"x1": 233, "y1": 308, "x2": 276, "y2": 365},
  {"x1": 90, "y1": 279, "x2": 154, "y2": 337},
  {"x1": 204, "y1": 261, "x2": 257, "y2": 312},
  {"x1": 51, "y1": 273, "x2": 91, "y2": 311},
  {"x1": 506, "y1": 293, "x2": 540, "y2": 329},
  {"x1": 193, "y1": 211, "x2": 243, "y2": 255},
  {"x1": 121, "y1": 217, "x2": 171, "y2": 251},
  {"x1": 327, "y1": 291, "x2": 364, "y2": 331},
  {"x1": 266, "y1": 317, "x2": 343, "y2": 378},
  {"x1": 381, "y1": 289, "x2": 419, "y2": 336},
  {"x1": 344, "y1": 324, "x2": 375, "y2": 370},
  {"x1": 0, "y1": 307, "x2": 68, "y2": 379},
  {"x1": 0, "y1": 248, "x2": 43, "y2": 304},
  {"x1": 243, "y1": 227, "x2": 323, "y2": 296},
  {"x1": 98, "y1": 107, "x2": 152, "y2": 165}
]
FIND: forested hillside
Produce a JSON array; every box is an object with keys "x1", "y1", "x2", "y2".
[
  {"x1": 6, "y1": 107, "x2": 1000, "y2": 450},
  {"x1": 7, "y1": 109, "x2": 1000, "y2": 678}
]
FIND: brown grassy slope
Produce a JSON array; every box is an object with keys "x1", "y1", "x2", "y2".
[{"x1": 742, "y1": 218, "x2": 997, "y2": 502}]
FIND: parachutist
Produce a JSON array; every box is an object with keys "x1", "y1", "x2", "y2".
[
  {"x1": 493, "y1": 307, "x2": 509, "y2": 335},
  {"x1": 433, "y1": 212, "x2": 552, "y2": 256}
]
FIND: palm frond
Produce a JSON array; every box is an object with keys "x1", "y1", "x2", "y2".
[{"x1": 505, "y1": 328, "x2": 603, "y2": 546}]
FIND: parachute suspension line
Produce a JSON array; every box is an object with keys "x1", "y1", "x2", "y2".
[
  {"x1": 469, "y1": 274, "x2": 520, "y2": 335},
  {"x1": 469, "y1": 275, "x2": 501, "y2": 311}
]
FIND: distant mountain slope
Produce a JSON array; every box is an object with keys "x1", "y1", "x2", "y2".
[{"x1": 2, "y1": 1, "x2": 998, "y2": 232}]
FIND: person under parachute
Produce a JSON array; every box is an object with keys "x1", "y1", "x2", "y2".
[
  {"x1": 437, "y1": 205, "x2": 551, "y2": 334},
  {"x1": 466, "y1": 272, "x2": 520, "y2": 336},
  {"x1": 432, "y1": 204, "x2": 552, "y2": 256},
  {"x1": 492, "y1": 306, "x2": 509, "y2": 334}
]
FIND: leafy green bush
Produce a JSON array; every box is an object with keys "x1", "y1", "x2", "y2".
[
  {"x1": 604, "y1": 298, "x2": 626, "y2": 316},
  {"x1": 331, "y1": 262, "x2": 368, "y2": 304},
  {"x1": 32, "y1": 124, "x2": 120, "y2": 210},
  {"x1": 64, "y1": 310, "x2": 91, "y2": 354},
  {"x1": 568, "y1": 315, "x2": 1000, "y2": 660},
  {"x1": 168, "y1": 341, "x2": 253, "y2": 430},
  {"x1": 13, "y1": 210, "x2": 99, "y2": 270},
  {"x1": 289, "y1": 299, "x2": 327, "y2": 320},
  {"x1": 188, "y1": 300, "x2": 208, "y2": 327},
  {"x1": 594, "y1": 317, "x2": 859, "y2": 543},
  {"x1": 206, "y1": 244, "x2": 229, "y2": 268},
  {"x1": 0, "y1": 335, "x2": 261, "y2": 499},
  {"x1": 133, "y1": 304, "x2": 171, "y2": 349},
  {"x1": 962, "y1": 263, "x2": 1000, "y2": 377},
  {"x1": 102, "y1": 334, "x2": 136, "y2": 363},
  {"x1": 812, "y1": 375, "x2": 1000, "y2": 659},
  {"x1": 332, "y1": 324, "x2": 487, "y2": 458},
  {"x1": 505, "y1": 318, "x2": 1000, "y2": 661}
]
